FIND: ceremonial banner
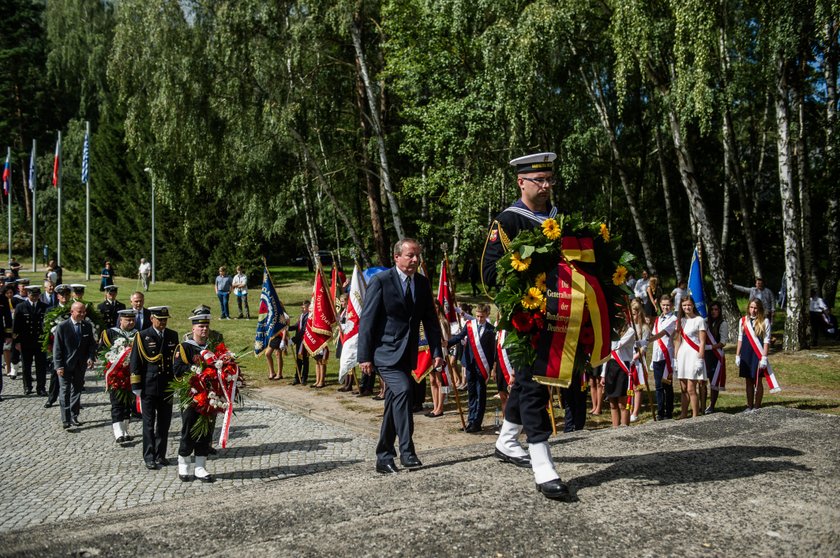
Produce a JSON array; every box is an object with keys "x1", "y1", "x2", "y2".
[
  {"x1": 330, "y1": 264, "x2": 339, "y2": 313},
  {"x1": 2, "y1": 150, "x2": 9, "y2": 196},
  {"x1": 28, "y1": 143, "x2": 36, "y2": 192},
  {"x1": 688, "y1": 247, "x2": 707, "y2": 318},
  {"x1": 437, "y1": 257, "x2": 457, "y2": 323},
  {"x1": 338, "y1": 264, "x2": 366, "y2": 381},
  {"x1": 253, "y1": 265, "x2": 287, "y2": 356},
  {"x1": 411, "y1": 323, "x2": 434, "y2": 383},
  {"x1": 303, "y1": 267, "x2": 337, "y2": 355}
]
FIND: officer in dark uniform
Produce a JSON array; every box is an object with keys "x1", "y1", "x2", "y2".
[
  {"x1": 13, "y1": 278, "x2": 29, "y2": 307},
  {"x1": 173, "y1": 312, "x2": 216, "y2": 483},
  {"x1": 100, "y1": 309, "x2": 138, "y2": 444},
  {"x1": 13, "y1": 285, "x2": 49, "y2": 396},
  {"x1": 482, "y1": 152, "x2": 570, "y2": 501},
  {"x1": 43, "y1": 284, "x2": 72, "y2": 408},
  {"x1": 0, "y1": 283, "x2": 12, "y2": 402},
  {"x1": 98, "y1": 285, "x2": 126, "y2": 329},
  {"x1": 182, "y1": 305, "x2": 225, "y2": 346},
  {"x1": 130, "y1": 306, "x2": 179, "y2": 470}
]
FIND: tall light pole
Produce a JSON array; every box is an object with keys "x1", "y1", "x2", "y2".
[{"x1": 143, "y1": 167, "x2": 156, "y2": 284}]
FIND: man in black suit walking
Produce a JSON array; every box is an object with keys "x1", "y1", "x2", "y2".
[
  {"x1": 447, "y1": 303, "x2": 495, "y2": 433},
  {"x1": 130, "y1": 306, "x2": 179, "y2": 470},
  {"x1": 129, "y1": 291, "x2": 152, "y2": 332},
  {"x1": 52, "y1": 301, "x2": 97, "y2": 428},
  {"x1": 358, "y1": 238, "x2": 443, "y2": 474}
]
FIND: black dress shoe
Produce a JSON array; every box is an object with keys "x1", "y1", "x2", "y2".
[
  {"x1": 179, "y1": 474, "x2": 193, "y2": 482},
  {"x1": 156, "y1": 457, "x2": 171, "y2": 466},
  {"x1": 357, "y1": 390, "x2": 372, "y2": 397},
  {"x1": 196, "y1": 474, "x2": 215, "y2": 483},
  {"x1": 24, "y1": 389, "x2": 33, "y2": 395},
  {"x1": 465, "y1": 424, "x2": 482, "y2": 433},
  {"x1": 494, "y1": 448, "x2": 531, "y2": 468},
  {"x1": 536, "y1": 478, "x2": 571, "y2": 501},
  {"x1": 144, "y1": 460, "x2": 158, "y2": 470},
  {"x1": 400, "y1": 455, "x2": 423, "y2": 468},
  {"x1": 62, "y1": 422, "x2": 71, "y2": 429},
  {"x1": 70, "y1": 418, "x2": 83, "y2": 427},
  {"x1": 375, "y1": 461, "x2": 399, "y2": 475},
  {"x1": 208, "y1": 447, "x2": 217, "y2": 455},
  {"x1": 44, "y1": 402, "x2": 52, "y2": 408},
  {"x1": 115, "y1": 436, "x2": 125, "y2": 444}
]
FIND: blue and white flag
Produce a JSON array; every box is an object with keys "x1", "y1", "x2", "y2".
[
  {"x1": 81, "y1": 131, "x2": 90, "y2": 184},
  {"x1": 687, "y1": 247, "x2": 707, "y2": 318},
  {"x1": 2, "y1": 150, "x2": 9, "y2": 196},
  {"x1": 254, "y1": 265, "x2": 287, "y2": 356},
  {"x1": 29, "y1": 143, "x2": 36, "y2": 192}
]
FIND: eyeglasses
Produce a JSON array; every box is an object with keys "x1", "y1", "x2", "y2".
[{"x1": 521, "y1": 177, "x2": 556, "y2": 187}]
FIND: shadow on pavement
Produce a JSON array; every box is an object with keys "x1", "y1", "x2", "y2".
[
  {"x1": 214, "y1": 459, "x2": 363, "y2": 481},
  {"x1": 214, "y1": 437, "x2": 355, "y2": 459},
  {"x1": 567, "y1": 445, "x2": 808, "y2": 490}
]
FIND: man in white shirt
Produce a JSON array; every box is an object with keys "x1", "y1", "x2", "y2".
[
  {"x1": 647, "y1": 295, "x2": 677, "y2": 420},
  {"x1": 138, "y1": 258, "x2": 151, "y2": 292},
  {"x1": 809, "y1": 289, "x2": 829, "y2": 347},
  {"x1": 231, "y1": 266, "x2": 250, "y2": 319},
  {"x1": 633, "y1": 270, "x2": 650, "y2": 301}
]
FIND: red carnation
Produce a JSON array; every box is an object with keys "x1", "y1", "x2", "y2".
[
  {"x1": 193, "y1": 391, "x2": 208, "y2": 408},
  {"x1": 511, "y1": 311, "x2": 534, "y2": 333},
  {"x1": 533, "y1": 312, "x2": 545, "y2": 331}
]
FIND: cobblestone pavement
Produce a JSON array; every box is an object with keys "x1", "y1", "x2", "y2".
[{"x1": 0, "y1": 371, "x2": 375, "y2": 533}]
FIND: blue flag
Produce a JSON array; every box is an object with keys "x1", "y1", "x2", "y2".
[
  {"x1": 29, "y1": 143, "x2": 36, "y2": 192},
  {"x1": 254, "y1": 265, "x2": 287, "y2": 356},
  {"x1": 687, "y1": 247, "x2": 707, "y2": 318},
  {"x1": 81, "y1": 131, "x2": 90, "y2": 184}
]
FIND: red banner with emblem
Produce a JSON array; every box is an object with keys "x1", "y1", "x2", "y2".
[{"x1": 303, "y1": 267, "x2": 337, "y2": 355}]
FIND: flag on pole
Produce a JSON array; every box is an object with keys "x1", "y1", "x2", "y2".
[
  {"x1": 81, "y1": 130, "x2": 90, "y2": 184},
  {"x1": 253, "y1": 265, "x2": 287, "y2": 356},
  {"x1": 687, "y1": 246, "x2": 707, "y2": 318},
  {"x1": 2, "y1": 151, "x2": 9, "y2": 196},
  {"x1": 437, "y1": 254, "x2": 461, "y2": 335},
  {"x1": 29, "y1": 143, "x2": 36, "y2": 192},
  {"x1": 338, "y1": 263, "x2": 366, "y2": 381},
  {"x1": 303, "y1": 266, "x2": 337, "y2": 355},
  {"x1": 52, "y1": 135, "x2": 61, "y2": 188}
]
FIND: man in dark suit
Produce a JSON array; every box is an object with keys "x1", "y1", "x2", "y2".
[
  {"x1": 358, "y1": 238, "x2": 443, "y2": 474},
  {"x1": 13, "y1": 285, "x2": 49, "y2": 396},
  {"x1": 52, "y1": 301, "x2": 97, "y2": 428},
  {"x1": 130, "y1": 306, "x2": 179, "y2": 470},
  {"x1": 287, "y1": 300, "x2": 310, "y2": 385},
  {"x1": 129, "y1": 291, "x2": 152, "y2": 332},
  {"x1": 98, "y1": 285, "x2": 126, "y2": 328},
  {"x1": 447, "y1": 303, "x2": 495, "y2": 433}
]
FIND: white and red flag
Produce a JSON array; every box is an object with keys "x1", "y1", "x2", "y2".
[{"x1": 338, "y1": 264, "x2": 366, "y2": 381}]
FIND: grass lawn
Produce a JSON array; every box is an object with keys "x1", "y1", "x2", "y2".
[{"x1": 16, "y1": 263, "x2": 840, "y2": 423}]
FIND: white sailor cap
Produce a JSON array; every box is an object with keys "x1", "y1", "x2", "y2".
[
  {"x1": 70, "y1": 283, "x2": 86, "y2": 293},
  {"x1": 117, "y1": 309, "x2": 137, "y2": 318},
  {"x1": 509, "y1": 152, "x2": 556, "y2": 174},
  {"x1": 149, "y1": 306, "x2": 170, "y2": 319}
]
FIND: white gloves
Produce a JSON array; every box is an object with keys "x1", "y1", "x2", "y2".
[
  {"x1": 759, "y1": 356, "x2": 768, "y2": 369},
  {"x1": 634, "y1": 339, "x2": 648, "y2": 349},
  {"x1": 694, "y1": 359, "x2": 704, "y2": 374},
  {"x1": 278, "y1": 340, "x2": 286, "y2": 351},
  {"x1": 735, "y1": 355, "x2": 741, "y2": 367}
]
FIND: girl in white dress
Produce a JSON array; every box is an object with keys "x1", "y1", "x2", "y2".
[{"x1": 674, "y1": 296, "x2": 707, "y2": 418}]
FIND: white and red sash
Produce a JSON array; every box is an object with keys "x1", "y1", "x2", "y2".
[
  {"x1": 466, "y1": 320, "x2": 490, "y2": 381},
  {"x1": 705, "y1": 329, "x2": 726, "y2": 391},
  {"x1": 680, "y1": 328, "x2": 701, "y2": 352},
  {"x1": 496, "y1": 330, "x2": 513, "y2": 385},
  {"x1": 653, "y1": 314, "x2": 675, "y2": 381},
  {"x1": 742, "y1": 317, "x2": 781, "y2": 393}
]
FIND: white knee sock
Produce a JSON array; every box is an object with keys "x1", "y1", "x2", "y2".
[
  {"x1": 495, "y1": 420, "x2": 528, "y2": 458},
  {"x1": 528, "y1": 442, "x2": 560, "y2": 484}
]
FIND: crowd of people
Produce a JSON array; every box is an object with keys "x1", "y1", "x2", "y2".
[{"x1": 0, "y1": 259, "x2": 237, "y2": 483}]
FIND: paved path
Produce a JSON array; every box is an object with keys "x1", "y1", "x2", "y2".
[{"x1": 0, "y1": 372, "x2": 374, "y2": 533}]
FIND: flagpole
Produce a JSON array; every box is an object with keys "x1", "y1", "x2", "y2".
[
  {"x1": 84, "y1": 121, "x2": 90, "y2": 281},
  {"x1": 30, "y1": 140, "x2": 36, "y2": 272},
  {"x1": 6, "y1": 147, "x2": 11, "y2": 263},
  {"x1": 56, "y1": 131, "x2": 62, "y2": 267}
]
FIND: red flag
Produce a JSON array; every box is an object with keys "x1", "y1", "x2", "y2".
[
  {"x1": 437, "y1": 256, "x2": 457, "y2": 323},
  {"x1": 52, "y1": 134, "x2": 61, "y2": 188},
  {"x1": 303, "y1": 267, "x2": 337, "y2": 355},
  {"x1": 330, "y1": 263, "x2": 338, "y2": 310}
]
